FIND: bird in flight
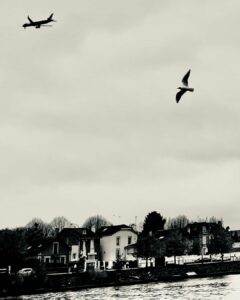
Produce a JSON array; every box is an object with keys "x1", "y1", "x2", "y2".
[{"x1": 176, "y1": 69, "x2": 194, "y2": 103}]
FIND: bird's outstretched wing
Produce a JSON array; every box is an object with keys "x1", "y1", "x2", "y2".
[
  {"x1": 182, "y1": 69, "x2": 191, "y2": 87},
  {"x1": 176, "y1": 90, "x2": 186, "y2": 103}
]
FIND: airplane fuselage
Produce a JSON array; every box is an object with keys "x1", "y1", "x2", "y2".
[
  {"x1": 23, "y1": 20, "x2": 51, "y2": 28},
  {"x1": 23, "y1": 14, "x2": 55, "y2": 28}
]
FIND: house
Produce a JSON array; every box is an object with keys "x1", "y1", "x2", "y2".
[
  {"x1": 57, "y1": 228, "x2": 98, "y2": 271},
  {"x1": 229, "y1": 230, "x2": 240, "y2": 252},
  {"x1": 27, "y1": 237, "x2": 70, "y2": 264},
  {"x1": 97, "y1": 224, "x2": 138, "y2": 269},
  {"x1": 185, "y1": 222, "x2": 222, "y2": 255},
  {"x1": 230, "y1": 230, "x2": 240, "y2": 242},
  {"x1": 124, "y1": 243, "x2": 137, "y2": 261}
]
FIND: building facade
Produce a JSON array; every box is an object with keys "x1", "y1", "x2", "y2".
[
  {"x1": 58, "y1": 228, "x2": 98, "y2": 271},
  {"x1": 98, "y1": 224, "x2": 138, "y2": 269},
  {"x1": 27, "y1": 238, "x2": 70, "y2": 265}
]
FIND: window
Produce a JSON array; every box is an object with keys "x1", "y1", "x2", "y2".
[
  {"x1": 128, "y1": 236, "x2": 132, "y2": 245},
  {"x1": 53, "y1": 242, "x2": 59, "y2": 255},
  {"x1": 116, "y1": 248, "x2": 120, "y2": 259},
  {"x1": 45, "y1": 257, "x2": 50, "y2": 264},
  {"x1": 202, "y1": 226, "x2": 206, "y2": 234},
  {"x1": 116, "y1": 236, "x2": 120, "y2": 246},
  {"x1": 60, "y1": 256, "x2": 66, "y2": 264},
  {"x1": 202, "y1": 235, "x2": 207, "y2": 245}
]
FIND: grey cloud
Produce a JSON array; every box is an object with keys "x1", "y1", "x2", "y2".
[{"x1": 0, "y1": 0, "x2": 240, "y2": 229}]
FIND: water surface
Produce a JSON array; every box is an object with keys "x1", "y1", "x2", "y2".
[{"x1": 20, "y1": 274, "x2": 240, "y2": 299}]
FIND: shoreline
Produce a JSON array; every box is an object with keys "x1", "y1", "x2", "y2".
[{"x1": 2, "y1": 261, "x2": 240, "y2": 297}]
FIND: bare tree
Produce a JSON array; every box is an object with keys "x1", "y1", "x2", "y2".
[
  {"x1": 166, "y1": 215, "x2": 190, "y2": 229},
  {"x1": 50, "y1": 216, "x2": 78, "y2": 232},
  {"x1": 25, "y1": 218, "x2": 45, "y2": 228},
  {"x1": 82, "y1": 215, "x2": 112, "y2": 231},
  {"x1": 25, "y1": 218, "x2": 53, "y2": 237},
  {"x1": 208, "y1": 216, "x2": 223, "y2": 225}
]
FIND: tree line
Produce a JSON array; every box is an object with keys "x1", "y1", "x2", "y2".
[
  {"x1": 0, "y1": 215, "x2": 111, "y2": 270},
  {"x1": 0, "y1": 212, "x2": 231, "y2": 270},
  {"x1": 136, "y1": 211, "x2": 232, "y2": 267}
]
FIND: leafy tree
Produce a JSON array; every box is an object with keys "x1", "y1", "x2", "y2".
[
  {"x1": 166, "y1": 215, "x2": 190, "y2": 229},
  {"x1": 135, "y1": 235, "x2": 164, "y2": 267},
  {"x1": 164, "y1": 230, "x2": 190, "y2": 264},
  {"x1": 142, "y1": 211, "x2": 166, "y2": 236},
  {"x1": 0, "y1": 228, "x2": 25, "y2": 270},
  {"x1": 82, "y1": 215, "x2": 112, "y2": 231},
  {"x1": 208, "y1": 224, "x2": 232, "y2": 261}
]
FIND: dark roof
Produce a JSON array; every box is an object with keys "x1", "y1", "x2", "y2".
[
  {"x1": 97, "y1": 224, "x2": 136, "y2": 237},
  {"x1": 230, "y1": 230, "x2": 240, "y2": 235},
  {"x1": 230, "y1": 230, "x2": 240, "y2": 242},
  {"x1": 185, "y1": 222, "x2": 222, "y2": 238},
  {"x1": 124, "y1": 243, "x2": 137, "y2": 249},
  {"x1": 58, "y1": 228, "x2": 96, "y2": 245},
  {"x1": 186, "y1": 222, "x2": 221, "y2": 228},
  {"x1": 27, "y1": 237, "x2": 70, "y2": 255},
  {"x1": 155, "y1": 228, "x2": 181, "y2": 238}
]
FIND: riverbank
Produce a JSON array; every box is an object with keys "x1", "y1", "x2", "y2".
[{"x1": 2, "y1": 261, "x2": 240, "y2": 297}]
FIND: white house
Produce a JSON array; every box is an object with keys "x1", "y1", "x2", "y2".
[{"x1": 98, "y1": 224, "x2": 138, "y2": 269}]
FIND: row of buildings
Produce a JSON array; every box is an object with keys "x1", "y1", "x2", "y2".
[
  {"x1": 26, "y1": 222, "x2": 239, "y2": 271},
  {"x1": 27, "y1": 224, "x2": 138, "y2": 271}
]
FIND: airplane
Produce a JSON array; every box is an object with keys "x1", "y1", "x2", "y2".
[{"x1": 22, "y1": 13, "x2": 56, "y2": 29}]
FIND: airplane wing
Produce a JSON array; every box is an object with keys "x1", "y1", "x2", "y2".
[
  {"x1": 27, "y1": 16, "x2": 34, "y2": 23},
  {"x1": 182, "y1": 69, "x2": 191, "y2": 87}
]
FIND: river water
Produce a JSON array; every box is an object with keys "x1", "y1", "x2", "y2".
[{"x1": 19, "y1": 275, "x2": 240, "y2": 299}]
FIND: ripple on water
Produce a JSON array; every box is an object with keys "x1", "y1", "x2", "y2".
[{"x1": 19, "y1": 274, "x2": 240, "y2": 300}]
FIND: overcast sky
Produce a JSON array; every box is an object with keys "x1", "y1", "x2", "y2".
[{"x1": 0, "y1": 0, "x2": 240, "y2": 229}]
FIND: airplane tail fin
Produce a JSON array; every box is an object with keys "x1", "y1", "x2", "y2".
[
  {"x1": 27, "y1": 16, "x2": 34, "y2": 23},
  {"x1": 48, "y1": 13, "x2": 54, "y2": 21}
]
